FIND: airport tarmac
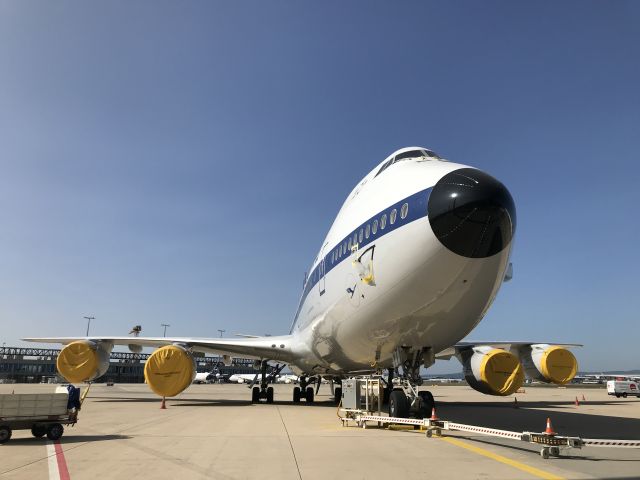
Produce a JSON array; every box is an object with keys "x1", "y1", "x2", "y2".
[{"x1": 1, "y1": 383, "x2": 639, "y2": 479}]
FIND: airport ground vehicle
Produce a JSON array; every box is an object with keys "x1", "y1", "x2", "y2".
[
  {"x1": 0, "y1": 388, "x2": 82, "y2": 443},
  {"x1": 607, "y1": 380, "x2": 640, "y2": 398}
]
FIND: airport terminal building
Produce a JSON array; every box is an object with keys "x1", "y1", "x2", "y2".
[{"x1": 0, "y1": 345, "x2": 255, "y2": 384}]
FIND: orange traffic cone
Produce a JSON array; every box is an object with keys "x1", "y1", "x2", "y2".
[
  {"x1": 430, "y1": 407, "x2": 439, "y2": 421},
  {"x1": 514, "y1": 397, "x2": 519, "y2": 408},
  {"x1": 575, "y1": 396, "x2": 580, "y2": 407},
  {"x1": 544, "y1": 417, "x2": 556, "y2": 436},
  {"x1": 582, "y1": 394, "x2": 586, "y2": 402},
  {"x1": 160, "y1": 397, "x2": 167, "y2": 409}
]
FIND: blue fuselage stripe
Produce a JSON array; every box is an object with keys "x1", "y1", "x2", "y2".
[{"x1": 291, "y1": 187, "x2": 433, "y2": 330}]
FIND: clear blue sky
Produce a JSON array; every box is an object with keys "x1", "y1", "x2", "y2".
[{"x1": 1, "y1": 2, "x2": 638, "y2": 372}]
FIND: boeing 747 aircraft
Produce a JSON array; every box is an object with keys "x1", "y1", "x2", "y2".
[{"x1": 25, "y1": 147, "x2": 578, "y2": 418}]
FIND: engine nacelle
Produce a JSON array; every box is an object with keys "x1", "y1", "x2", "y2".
[
  {"x1": 517, "y1": 344, "x2": 577, "y2": 385},
  {"x1": 57, "y1": 340, "x2": 112, "y2": 383},
  {"x1": 144, "y1": 345, "x2": 196, "y2": 397},
  {"x1": 461, "y1": 346, "x2": 524, "y2": 396},
  {"x1": 128, "y1": 344, "x2": 143, "y2": 354}
]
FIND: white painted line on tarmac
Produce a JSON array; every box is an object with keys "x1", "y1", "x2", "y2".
[{"x1": 46, "y1": 441, "x2": 70, "y2": 480}]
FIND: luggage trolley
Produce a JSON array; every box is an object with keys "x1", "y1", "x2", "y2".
[{"x1": 0, "y1": 385, "x2": 88, "y2": 443}]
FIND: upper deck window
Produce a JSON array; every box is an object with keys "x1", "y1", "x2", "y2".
[{"x1": 375, "y1": 149, "x2": 441, "y2": 178}]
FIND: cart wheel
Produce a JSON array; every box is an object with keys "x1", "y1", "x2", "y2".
[
  {"x1": 549, "y1": 447, "x2": 560, "y2": 457},
  {"x1": 426, "y1": 429, "x2": 433, "y2": 438},
  {"x1": 0, "y1": 426, "x2": 11, "y2": 444},
  {"x1": 540, "y1": 448, "x2": 549, "y2": 459},
  {"x1": 31, "y1": 425, "x2": 47, "y2": 438},
  {"x1": 47, "y1": 423, "x2": 64, "y2": 441}
]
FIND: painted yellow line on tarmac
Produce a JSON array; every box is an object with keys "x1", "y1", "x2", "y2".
[{"x1": 439, "y1": 436, "x2": 565, "y2": 480}]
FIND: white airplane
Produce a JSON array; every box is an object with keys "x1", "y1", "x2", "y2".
[
  {"x1": 25, "y1": 147, "x2": 579, "y2": 417},
  {"x1": 228, "y1": 373, "x2": 300, "y2": 384}
]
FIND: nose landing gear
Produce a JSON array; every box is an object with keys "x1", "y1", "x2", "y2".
[{"x1": 388, "y1": 346, "x2": 437, "y2": 418}]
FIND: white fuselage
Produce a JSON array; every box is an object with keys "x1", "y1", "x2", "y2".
[{"x1": 286, "y1": 149, "x2": 513, "y2": 376}]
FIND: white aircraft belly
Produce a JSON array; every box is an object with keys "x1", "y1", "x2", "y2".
[{"x1": 289, "y1": 216, "x2": 512, "y2": 374}]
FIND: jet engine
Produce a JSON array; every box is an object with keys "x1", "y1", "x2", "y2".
[
  {"x1": 461, "y1": 346, "x2": 524, "y2": 396},
  {"x1": 517, "y1": 344, "x2": 577, "y2": 385},
  {"x1": 144, "y1": 345, "x2": 196, "y2": 397},
  {"x1": 57, "y1": 340, "x2": 112, "y2": 383}
]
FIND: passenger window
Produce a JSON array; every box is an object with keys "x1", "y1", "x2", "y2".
[
  {"x1": 359, "y1": 229, "x2": 363, "y2": 243},
  {"x1": 353, "y1": 233, "x2": 358, "y2": 245},
  {"x1": 372, "y1": 219, "x2": 378, "y2": 234},
  {"x1": 348, "y1": 238, "x2": 352, "y2": 250},
  {"x1": 401, "y1": 202, "x2": 408, "y2": 219},
  {"x1": 365, "y1": 224, "x2": 370, "y2": 239},
  {"x1": 390, "y1": 209, "x2": 397, "y2": 225},
  {"x1": 381, "y1": 214, "x2": 387, "y2": 229},
  {"x1": 343, "y1": 242, "x2": 347, "y2": 253}
]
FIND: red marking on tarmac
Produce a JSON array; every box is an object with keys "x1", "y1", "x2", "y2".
[{"x1": 53, "y1": 441, "x2": 70, "y2": 480}]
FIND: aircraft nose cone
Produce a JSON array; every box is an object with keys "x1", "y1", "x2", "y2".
[{"x1": 428, "y1": 168, "x2": 516, "y2": 258}]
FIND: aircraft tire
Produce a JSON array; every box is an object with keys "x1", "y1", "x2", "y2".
[
  {"x1": 389, "y1": 390, "x2": 409, "y2": 418},
  {"x1": 417, "y1": 391, "x2": 435, "y2": 418},
  {"x1": 293, "y1": 386, "x2": 301, "y2": 402},
  {"x1": 623, "y1": 392, "x2": 628, "y2": 398},
  {"x1": 251, "y1": 386, "x2": 260, "y2": 403},
  {"x1": 334, "y1": 387, "x2": 342, "y2": 405},
  {"x1": 305, "y1": 386, "x2": 314, "y2": 403},
  {"x1": 266, "y1": 386, "x2": 274, "y2": 404}
]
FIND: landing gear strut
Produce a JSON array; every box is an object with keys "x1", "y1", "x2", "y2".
[
  {"x1": 388, "y1": 346, "x2": 436, "y2": 418},
  {"x1": 250, "y1": 361, "x2": 283, "y2": 404},
  {"x1": 292, "y1": 375, "x2": 316, "y2": 403}
]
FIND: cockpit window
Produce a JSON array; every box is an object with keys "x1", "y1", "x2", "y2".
[
  {"x1": 375, "y1": 149, "x2": 440, "y2": 177},
  {"x1": 394, "y1": 150, "x2": 425, "y2": 162}
]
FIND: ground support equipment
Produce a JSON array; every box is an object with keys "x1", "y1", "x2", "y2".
[
  {"x1": 0, "y1": 385, "x2": 89, "y2": 444},
  {"x1": 342, "y1": 413, "x2": 640, "y2": 459},
  {"x1": 338, "y1": 376, "x2": 384, "y2": 423}
]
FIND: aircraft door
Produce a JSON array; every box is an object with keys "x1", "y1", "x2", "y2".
[{"x1": 319, "y1": 245, "x2": 326, "y2": 296}]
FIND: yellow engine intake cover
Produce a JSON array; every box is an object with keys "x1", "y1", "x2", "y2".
[
  {"x1": 540, "y1": 346, "x2": 577, "y2": 384},
  {"x1": 480, "y1": 349, "x2": 524, "y2": 396},
  {"x1": 144, "y1": 345, "x2": 195, "y2": 397},
  {"x1": 57, "y1": 341, "x2": 99, "y2": 383}
]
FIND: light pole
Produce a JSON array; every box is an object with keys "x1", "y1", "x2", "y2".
[
  {"x1": 83, "y1": 316, "x2": 95, "y2": 336},
  {"x1": 218, "y1": 329, "x2": 225, "y2": 338},
  {"x1": 161, "y1": 324, "x2": 170, "y2": 337}
]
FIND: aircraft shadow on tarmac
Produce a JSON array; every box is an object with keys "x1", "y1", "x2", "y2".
[
  {"x1": 3, "y1": 434, "x2": 131, "y2": 446},
  {"x1": 437, "y1": 401, "x2": 640, "y2": 440},
  {"x1": 90, "y1": 395, "x2": 341, "y2": 408}
]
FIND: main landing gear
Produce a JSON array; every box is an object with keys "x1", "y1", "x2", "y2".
[
  {"x1": 293, "y1": 376, "x2": 342, "y2": 405},
  {"x1": 250, "y1": 361, "x2": 284, "y2": 404},
  {"x1": 387, "y1": 346, "x2": 436, "y2": 419},
  {"x1": 292, "y1": 375, "x2": 316, "y2": 403}
]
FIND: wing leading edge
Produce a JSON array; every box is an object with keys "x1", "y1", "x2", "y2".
[{"x1": 22, "y1": 335, "x2": 296, "y2": 363}]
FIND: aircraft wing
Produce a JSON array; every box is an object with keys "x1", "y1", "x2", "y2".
[
  {"x1": 435, "y1": 341, "x2": 582, "y2": 360},
  {"x1": 22, "y1": 335, "x2": 295, "y2": 363}
]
